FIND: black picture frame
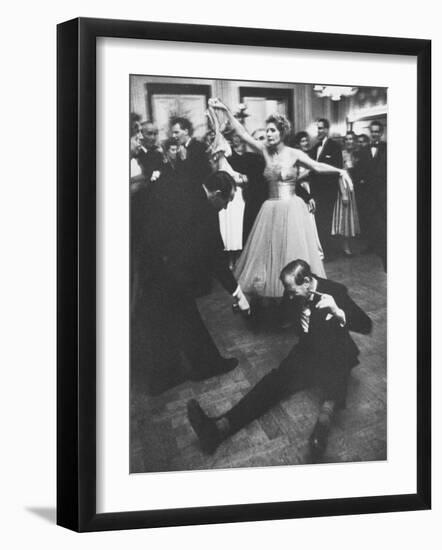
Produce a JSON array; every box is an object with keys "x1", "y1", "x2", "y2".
[{"x1": 57, "y1": 17, "x2": 431, "y2": 532}]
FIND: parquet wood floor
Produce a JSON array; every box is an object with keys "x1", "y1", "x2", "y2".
[{"x1": 130, "y1": 253, "x2": 387, "y2": 473}]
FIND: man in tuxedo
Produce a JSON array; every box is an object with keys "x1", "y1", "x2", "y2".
[
  {"x1": 171, "y1": 116, "x2": 212, "y2": 188},
  {"x1": 366, "y1": 120, "x2": 387, "y2": 271},
  {"x1": 352, "y1": 122, "x2": 387, "y2": 270},
  {"x1": 137, "y1": 121, "x2": 164, "y2": 182},
  {"x1": 187, "y1": 259, "x2": 372, "y2": 460},
  {"x1": 309, "y1": 118, "x2": 343, "y2": 259},
  {"x1": 357, "y1": 133, "x2": 370, "y2": 151},
  {"x1": 137, "y1": 171, "x2": 251, "y2": 395}
]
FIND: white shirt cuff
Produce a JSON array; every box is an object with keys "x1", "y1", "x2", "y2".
[{"x1": 336, "y1": 309, "x2": 346, "y2": 327}]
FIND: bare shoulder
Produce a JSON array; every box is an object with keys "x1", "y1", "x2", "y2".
[{"x1": 283, "y1": 146, "x2": 300, "y2": 157}]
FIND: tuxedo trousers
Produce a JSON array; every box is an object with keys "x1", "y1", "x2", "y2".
[
  {"x1": 225, "y1": 323, "x2": 351, "y2": 434},
  {"x1": 141, "y1": 281, "x2": 222, "y2": 390},
  {"x1": 355, "y1": 180, "x2": 387, "y2": 270}
]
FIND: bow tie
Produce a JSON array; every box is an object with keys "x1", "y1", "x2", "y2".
[{"x1": 371, "y1": 143, "x2": 379, "y2": 148}]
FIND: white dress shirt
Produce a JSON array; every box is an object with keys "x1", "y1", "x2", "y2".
[{"x1": 316, "y1": 137, "x2": 327, "y2": 160}]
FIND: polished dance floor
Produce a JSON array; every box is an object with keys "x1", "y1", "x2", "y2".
[{"x1": 130, "y1": 252, "x2": 387, "y2": 473}]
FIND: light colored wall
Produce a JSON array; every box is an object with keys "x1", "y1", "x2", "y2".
[
  {"x1": 130, "y1": 75, "x2": 339, "y2": 140},
  {"x1": 337, "y1": 88, "x2": 388, "y2": 135}
]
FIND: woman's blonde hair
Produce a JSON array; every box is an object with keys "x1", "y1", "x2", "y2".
[{"x1": 265, "y1": 114, "x2": 291, "y2": 139}]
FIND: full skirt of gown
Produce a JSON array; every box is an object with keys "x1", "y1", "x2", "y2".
[
  {"x1": 234, "y1": 196, "x2": 326, "y2": 298},
  {"x1": 331, "y1": 189, "x2": 360, "y2": 237}
]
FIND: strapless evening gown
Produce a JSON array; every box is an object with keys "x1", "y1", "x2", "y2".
[{"x1": 234, "y1": 162, "x2": 326, "y2": 297}]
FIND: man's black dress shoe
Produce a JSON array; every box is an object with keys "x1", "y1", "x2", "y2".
[
  {"x1": 308, "y1": 420, "x2": 330, "y2": 462},
  {"x1": 190, "y1": 357, "x2": 238, "y2": 381},
  {"x1": 187, "y1": 399, "x2": 221, "y2": 454}
]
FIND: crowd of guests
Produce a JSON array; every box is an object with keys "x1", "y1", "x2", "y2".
[
  {"x1": 131, "y1": 111, "x2": 386, "y2": 273},
  {"x1": 289, "y1": 119, "x2": 387, "y2": 269},
  {"x1": 129, "y1": 101, "x2": 383, "y2": 461}
]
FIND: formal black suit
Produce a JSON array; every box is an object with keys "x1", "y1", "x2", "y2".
[
  {"x1": 228, "y1": 151, "x2": 267, "y2": 243},
  {"x1": 309, "y1": 138, "x2": 343, "y2": 257},
  {"x1": 182, "y1": 138, "x2": 212, "y2": 189},
  {"x1": 351, "y1": 147, "x2": 371, "y2": 240},
  {"x1": 137, "y1": 147, "x2": 164, "y2": 182},
  {"x1": 137, "y1": 181, "x2": 238, "y2": 392},
  {"x1": 223, "y1": 277, "x2": 372, "y2": 434},
  {"x1": 366, "y1": 141, "x2": 387, "y2": 270}
]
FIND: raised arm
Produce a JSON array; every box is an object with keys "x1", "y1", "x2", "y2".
[
  {"x1": 209, "y1": 98, "x2": 265, "y2": 155},
  {"x1": 295, "y1": 149, "x2": 353, "y2": 191},
  {"x1": 295, "y1": 148, "x2": 343, "y2": 175}
]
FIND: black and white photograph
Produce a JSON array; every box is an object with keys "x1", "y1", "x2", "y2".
[
  {"x1": 0, "y1": 0, "x2": 437, "y2": 543},
  {"x1": 129, "y1": 75, "x2": 388, "y2": 473}
]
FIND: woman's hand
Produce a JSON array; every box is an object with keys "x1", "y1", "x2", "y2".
[
  {"x1": 150, "y1": 170, "x2": 161, "y2": 182},
  {"x1": 308, "y1": 198, "x2": 316, "y2": 213},
  {"x1": 208, "y1": 97, "x2": 228, "y2": 111},
  {"x1": 340, "y1": 169, "x2": 354, "y2": 193}
]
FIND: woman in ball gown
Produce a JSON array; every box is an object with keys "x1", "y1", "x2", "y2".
[
  {"x1": 331, "y1": 130, "x2": 360, "y2": 256},
  {"x1": 209, "y1": 98, "x2": 353, "y2": 298}
]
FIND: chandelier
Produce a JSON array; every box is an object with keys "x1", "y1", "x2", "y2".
[{"x1": 313, "y1": 85, "x2": 358, "y2": 101}]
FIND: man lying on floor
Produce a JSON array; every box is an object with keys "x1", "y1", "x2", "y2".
[{"x1": 187, "y1": 258, "x2": 372, "y2": 461}]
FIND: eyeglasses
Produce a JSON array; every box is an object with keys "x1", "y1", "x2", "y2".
[{"x1": 146, "y1": 131, "x2": 158, "y2": 135}]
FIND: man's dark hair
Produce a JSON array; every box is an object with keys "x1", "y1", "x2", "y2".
[
  {"x1": 280, "y1": 259, "x2": 313, "y2": 285},
  {"x1": 130, "y1": 112, "x2": 142, "y2": 136},
  {"x1": 293, "y1": 130, "x2": 309, "y2": 148},
  {"x1": 317, "y1": 118, "x2": 330, "y2": 129},
  {"x1": 357, "y1": 133, "x2": 370, "y2": 143},
  {"x1": 204, "y1": 171, "x2": 235, "y2": 200},
  {"x1": 369, "y1": 120, "x2": 384, "y2": 132},
  {"x1": 171, "y1": 116, "x2": 193, "y2": 136}
]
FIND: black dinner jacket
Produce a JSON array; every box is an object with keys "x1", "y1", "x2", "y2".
[
  {"x1": 291, "y1": 277, "x2": 372, "y2": 370},
  {"x1": 228, "y1": 151, "x2": 267, "y2": 205},
  {"x1": 352, "y1": 147, "x2": 371, "y2": 184},
  {"x1": 367, "y1": 141, "x2": 387, "y2": 203},
  {"x1": 137, "y1": 147, "x2": 164, "y2": 181},
  {"x1": 183, "y1": 138, "x2": 212, "y2": 186},
  {"x1": 309, "y1": 137, "x2": 343, "y2": 168},
  {"x1": 308, "y1": 138, "x2": 343, "y2": 196},
  {"x1": 141, "y1": 181, "x2": 237, "y2": 295}
]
